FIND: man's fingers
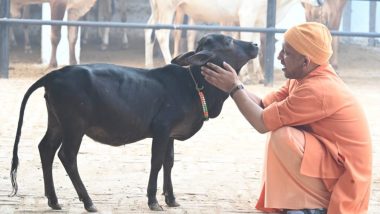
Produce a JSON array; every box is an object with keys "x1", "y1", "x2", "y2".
[
  {"x1": 201, "y1": 66, "x2": 220, "y2": 78},
  {"x1": 223, "y1": 62, "x2": 235, "y2": 73},
  {"x1": 206, "y1": 62, "x2": 225, "y2": 73}
]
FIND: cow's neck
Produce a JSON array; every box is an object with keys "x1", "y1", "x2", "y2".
[
  {"x1": 188, "y1": 66, "x2": 209, "y2": 121},
  {"x1": 188, "y1": 65, "x2": 229, "y2": 119}
]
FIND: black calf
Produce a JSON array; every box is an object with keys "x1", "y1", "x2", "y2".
[{"x1": 10, "y1": 33, "x2": 258, "y2": 212}]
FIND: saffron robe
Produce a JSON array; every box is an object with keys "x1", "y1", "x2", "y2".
[{"x1": 256, "y1": 64, "x2": 372, "y2": 214}]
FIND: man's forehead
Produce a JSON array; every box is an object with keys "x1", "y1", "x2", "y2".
[{"x1": 283, "y1": 41, "x2": 301, "y2": 55}]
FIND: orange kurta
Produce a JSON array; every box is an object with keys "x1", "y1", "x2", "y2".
[{"x1": 257, "y1": 64, "x2": 372, "y2": 214}]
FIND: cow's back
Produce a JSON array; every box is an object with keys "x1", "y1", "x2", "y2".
[
  {"x1": 43, "y1": 63, "x2": 202, "y2": 145},
  {"x1": 43, "y1": 64, "x2": 168, "y2": 145}
]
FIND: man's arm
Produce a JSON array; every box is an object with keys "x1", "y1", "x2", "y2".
[
  {"x1": 201, "y1": 62, "x2": 268, "y2": 133},
  {"x1": 230, "y1": 87, "x2": 268, "y2": 133}
]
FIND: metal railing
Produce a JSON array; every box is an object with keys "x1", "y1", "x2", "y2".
[{"x1": 1, "y1": 0, "x2": 379, "y2": 84}]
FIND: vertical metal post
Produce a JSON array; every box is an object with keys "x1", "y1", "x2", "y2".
[
  {"x1": 342, "y1": 0, "x2": 352, "y2": 43},
  {"x1": 368, "y1": 1, "x2": 376, "y2": 46},
  {"x1": 264, "y1": 0, "x2": 276, "y2": 87},
  {"x1": 0, "y1": 0, "x2": 10, "y2": 78}
]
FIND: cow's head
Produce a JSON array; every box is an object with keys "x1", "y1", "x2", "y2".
[
  {"x1": 171, "y1": 34, "x2": 258, "y2": 119},
  {"x1": 171, "y1": 33, "x2": 258, "y2": 74}
]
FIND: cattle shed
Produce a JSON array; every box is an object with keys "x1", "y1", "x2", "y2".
[{"x1": 1, "y1": 0, "x2": 379, "y2": 84}]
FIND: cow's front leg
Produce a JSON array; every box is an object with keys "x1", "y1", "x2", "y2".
[
  {"x1": 147, "y1": 135, "x2": 170, "y2": 211},
  {"x1": 162, "y1": 139, "x2": 179, "y2": 207}
]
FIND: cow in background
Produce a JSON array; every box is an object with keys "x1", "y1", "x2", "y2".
[
  {"x1": 82, "y1": 0, "x2": 129, "y2": 51},
  {"x1": 144, "y1": 0, "x2": 300, "y2": 83},
  {"x1": 301, "y1": 0, "x2": 347, "y2": 69},
  {"x1": 10, "y1": 0, "x2": 96, "y2": 68},
  {"x1": 9, "y1": 5, "x2": 33, "y2": 53}
]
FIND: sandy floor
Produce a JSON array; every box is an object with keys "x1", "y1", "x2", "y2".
[{"x1": 0, "y1": 38, "x2": 379, "y2": 213}]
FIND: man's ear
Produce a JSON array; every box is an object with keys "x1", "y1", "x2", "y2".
[{"x1": 303, "y1": 56, "x2": 311, "y2": 67}]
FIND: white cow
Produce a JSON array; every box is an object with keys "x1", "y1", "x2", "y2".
[{"x1": 145, "y1": 0, "x2": 300, "y2": 83}]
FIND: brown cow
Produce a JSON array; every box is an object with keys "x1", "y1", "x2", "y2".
[
  {"x1": 301, "y1": 0, "x2": 347, "y2": 69},
  {"x1": 10, "y1": 0, "x2": 96, "y2": 68}
]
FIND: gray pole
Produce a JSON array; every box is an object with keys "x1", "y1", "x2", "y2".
[
  {"x1": 342, "y1": 0, "x2": 352, "y2": 43},
  {"x1": 264, "y1": 0, "x2": 276, "y2": 86},
  {"x1": 368, "y1": 1, "x2": 377, "y2": 46},
  {"x1": 0, "y1": 0, "x2": 10, "y2": 78}
]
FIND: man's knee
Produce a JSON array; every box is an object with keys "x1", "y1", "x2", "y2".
[{"x1": 268, "y1": 127, "x2": 305, "y2": 156}]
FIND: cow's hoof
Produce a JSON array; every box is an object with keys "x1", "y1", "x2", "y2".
[
  {"x1": 149, "y1": 202, "x2": 164, "y2": 211},
  {"x1": 166, "y1": 200, "x2": 180, "y2": 207},
  {"x1": 85, "y1": 204, "x2": 98, "y2": 212},
  {"x1": 48, "y1": 200, "x2": 62, "y2": 210},
  {"x1": 165, "y1": 196, "x2": 180, "y2": 207}
]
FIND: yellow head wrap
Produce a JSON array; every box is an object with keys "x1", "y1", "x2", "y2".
[{"x1": 284, "y1": 22, "x2": 333, "y2": 65}]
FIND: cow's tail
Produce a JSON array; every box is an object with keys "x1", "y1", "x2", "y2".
[{"x1": 9, "y1": 74, "x2": 50, "y2": 197}]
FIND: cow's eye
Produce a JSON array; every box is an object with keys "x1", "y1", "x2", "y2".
[
  {"x1": 201, "y1": 38, "x2": 214, "y2": 48},
  {"x1": 224, "y1": 38, "x2": 233, "y2": 47}
]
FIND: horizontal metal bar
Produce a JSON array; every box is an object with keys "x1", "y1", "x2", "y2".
[{"x1": 1, "y1": 18, "x2": 380, "y2": 38}]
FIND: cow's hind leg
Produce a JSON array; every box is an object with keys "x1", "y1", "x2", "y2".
[
  {"x1": 58, "y1": 129, "x2": 97, "y2": 212},
  {"x1": 162, "y1": 139, "x2": 179, "y2": 207},
  {"x1": 39, "y1": 105, "x2": 63, "y2": 209},
  {"x1": 38, "y1": 129, "x2": 62, "y2": 209}
]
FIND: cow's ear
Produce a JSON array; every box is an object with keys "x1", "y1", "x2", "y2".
[
  {"x1": 187, "y1": 50, "x2": 215, "y2": 66},
  {"x1": 171, "y1": 51, "x2": 195, "y2": 66}
]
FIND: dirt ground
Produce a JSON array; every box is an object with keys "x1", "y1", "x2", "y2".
[{"x1": 0, "y1": 36, "x2": 379, "y2": 213}]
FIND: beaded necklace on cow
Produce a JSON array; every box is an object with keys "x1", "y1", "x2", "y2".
[{"x1": 188, "y1": 67, "x2": 209, "y2": 121}]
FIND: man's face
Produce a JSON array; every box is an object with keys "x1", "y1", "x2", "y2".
[{"x1": 277, "y1": 42, "x2": 309, "y2": 79}]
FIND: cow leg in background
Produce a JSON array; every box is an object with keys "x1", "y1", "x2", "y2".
[
  {"x1": 58, "y1": 131, "x2": 97, "y2": 212},
  {"x1": 145, "y1": 14, "x2": 156, "y2": 67},
  {"x1": 22, "y1": 5, "x2": 32, "y2": 53},
  {"x1": 186, "y1": 18, "x2": 198, "y2": 53},
  {"x1": 162, "y1": 139, "x2": 180, "y2": 207},
  {"x1": 173, "y1": 9, "x2": 185, "y2": 57},
  {"x1": 67, "y1": 8, "x2": 82, "y2": 65},
  {"x1": 173, "y1": 14, "x2": 198, "y2": 56},
  {"x1": 238, "y1": 7, "x2": 265, "y2": 84},
  {"x1": 155, "y1": 28, "x2": 174, "y2": 65},
  {"x1": 48, "y1": 1, "x2": 67, "y2": 68},
  {"x1": 9, "y1": 27, "x2": 18, "y2": 47},
  {"x1": 98, "y1": 0, "x2": 113, "y2": 51},
  {"x1": 147, "y1": 132, "x2": 172, "y2": 211},
  {"x1": 239, "y1": 31, "x2": 264, "y2": 84},
  {"x1": 38, "y1": 109, "x2": 63, "y2": 210},
  {"x1": 145, "y1": 0, "x2": 176, "y2": 67},
  {"x1": 258, "y1": 32, "x2": 268, "y2": 82},
  {"x1": 331, "y1": 38, "x2": 339, "y2": 69},
  {"x1": 118, "y1": 0, "x2": 129, "y2": 49},
  {"x1": 9, "y1": 5, "x2": 32, "y2": 53},
  {"x1": 326, "y1": 0, "x2": 347, "y2": 70}
]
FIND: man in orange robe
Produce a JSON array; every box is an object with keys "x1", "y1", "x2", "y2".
[{"x1": 200, "y1": 22, "x2": 372, "y2": 214}]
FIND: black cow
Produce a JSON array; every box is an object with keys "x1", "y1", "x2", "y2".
[{"x1": 10, "y1": 33, "x2": 258, "y2": 212}]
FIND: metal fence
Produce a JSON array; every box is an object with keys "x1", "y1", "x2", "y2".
[{"x1": 1, "y1": 0, "x2": 380, "y2": 85}]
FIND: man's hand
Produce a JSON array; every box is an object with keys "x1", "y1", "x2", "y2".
[{"x1": 201, "y1": 62, "x2": 241, "y2": 93}]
